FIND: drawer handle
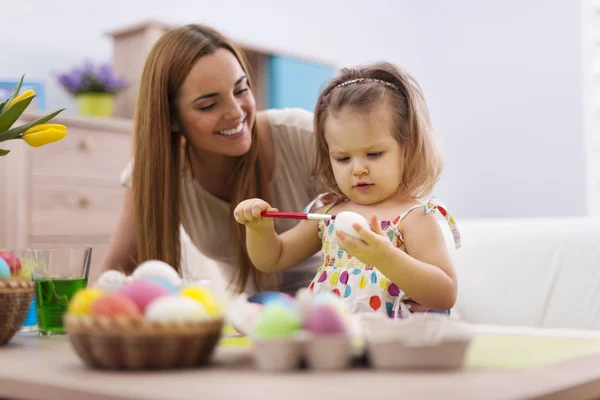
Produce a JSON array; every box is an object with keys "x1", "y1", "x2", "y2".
[
  {"x1": 78, "y1": 139, "x2": 90, "y2": 151},
  {"x1": 77, "y1": 197, "x2": 90, "y2": 208}
]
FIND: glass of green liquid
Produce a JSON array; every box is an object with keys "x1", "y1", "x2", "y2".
[{"x1": 31, "y1": 247, "x2": 92, "y2": 335}]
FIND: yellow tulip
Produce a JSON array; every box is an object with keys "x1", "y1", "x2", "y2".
[
  {"x1": 6, "y1": 90, "x2": 35, "y2": 110},
  {"x1": 22, "y1": 124, "x2": 67, "y2": 147}
]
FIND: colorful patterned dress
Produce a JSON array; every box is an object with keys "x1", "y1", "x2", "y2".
[{"x1": 305, "y1": 195, "x2": 461, "y2": 319}]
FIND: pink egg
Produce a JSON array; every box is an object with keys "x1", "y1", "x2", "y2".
[
  {"x1": 118, "y1": 279, "x2": 171, "y2": 312},
  {"x1": 90, "y1": 293, "x2": 142, "y2": 320},
  {"x1": 304, "y1": 304, "x2": 348, "y2": 335}
]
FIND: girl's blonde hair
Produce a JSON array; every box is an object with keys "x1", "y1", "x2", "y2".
[
  {"x1": 313, "y1": 62, "x2": 442, "y2": 199},
  {"x1": 132, "y1": 24, "x2": 272, "y2": 292}
]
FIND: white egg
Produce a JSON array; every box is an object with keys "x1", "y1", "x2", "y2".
[
  {"x1": 94, "y1": 270, "x2": 127, "y2": 291},
  {"x1": 334, "y1": 211, "x2": 370, "y2": 239},
  {"x1": 97, "y1": 270, "x2": 127, "y2": 284},
  {"x1": 145, "y1": 295, "x2": 208, "y2": 322},
  {"x1": 132, "y1": 260, "x2": 183, "y2": 287},
  {"x1": 294, "y1": 288, "x2": 314, "y2": 319}
]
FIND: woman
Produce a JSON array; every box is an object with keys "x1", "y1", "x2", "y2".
[{"x1": 102, "y1": 24, "x2": 319, "y2": 295}]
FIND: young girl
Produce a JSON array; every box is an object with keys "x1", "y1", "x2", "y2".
[{"x1": 234, "y1": 62, "x2": 461, "y2": 318}]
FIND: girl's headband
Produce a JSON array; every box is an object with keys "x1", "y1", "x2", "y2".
[{"x1": 335, "y1": 78, "x2": 400, "y2": 92}]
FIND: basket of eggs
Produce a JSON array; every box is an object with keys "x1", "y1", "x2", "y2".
[
  {"x1": 0, "y1": 250, "x2": 35, "y2": 346},
  {"x1": 64, "y1": 260, "x2": 224, "y2": 370}
]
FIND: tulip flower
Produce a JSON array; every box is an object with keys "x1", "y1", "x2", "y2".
[
  {"x1": 5, "y1": 89, "x2": 35, "y2": 110},
  {"x1": 22, "y1": 124, "x2": 67, "y2": 147},
  {"x1": 0, "y1": 75, "x2": 65, "y2": 155}
]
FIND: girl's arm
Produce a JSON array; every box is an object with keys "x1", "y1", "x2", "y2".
[
  {"x1": 235, "y1": 199, "x2": 322, "y2": 273},
  {"x1": 337, "y1": 212, "x2": 457, "y2": 311},
  {"x1": 247, "y1": 219, "x2": 322, "y2": 273}
]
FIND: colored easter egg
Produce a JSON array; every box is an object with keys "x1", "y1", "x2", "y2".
[
  {"x1": 0, "y1": 258, "x2": 10, "y2": 278},
  {"x1": 145, "y1": 295, "x2": 208, "y2": 323},
  {"x1": 148, "y1": 277, "x2": 178, "y2": 293},
  {"x1": 180, "y1": 287, "x2": 220, "y2": 315},
  {"x1": 68, "y1": 288, "x2": 106, "y2": 316},
  {"x1": 119, "y1": 279, "x2": 172, "y2": 312},
  {"x1": 304, "y1": 303, "x2": 348, "y2": 335},
  {"x1": 313, "y1": 292, "x2": 349, "y2": 318},
  {"x1": 90, "y1": 293, "x2": 142, "y2": 320},
  {"x1": 248, "y1": 291, "x2": 295, "y2": 308},
  {"x1": 132, "y1": 260, "x2": 182, "y2": 287},
  {"x1": 254, "y1": 303, "x2": 301, "y2": 338},
  {"x1": 0, "y1": 251, "x2": 21, "y2": 276}
]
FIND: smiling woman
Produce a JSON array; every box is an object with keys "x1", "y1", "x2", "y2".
[
  {"x1": 175, "y1": 49, "x2": 255, "y2": 160},
  {"x1": 101, "y1": 24, "x2": 321, "y2": 295}
]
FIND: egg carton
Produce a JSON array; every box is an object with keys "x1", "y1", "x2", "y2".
[
  {"x1": 359, "y1": 313, "x2": 474, "y2": 369},
  {"x1": 251, "y1": 331, "x2": 353, "y2": 371}
]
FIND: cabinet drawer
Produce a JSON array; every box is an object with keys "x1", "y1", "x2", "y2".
[
  {"x1": 31, "y1": 127, "x2": 132, "y2": 181},
  {"x1": 31, "y1": 183, "x2": 125, "y2": 237}
]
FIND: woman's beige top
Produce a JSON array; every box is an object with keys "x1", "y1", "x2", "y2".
[{"x1": 121, "y1": 108, "x2": 320, "y2": 294}]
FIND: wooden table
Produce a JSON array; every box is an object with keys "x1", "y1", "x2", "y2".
[{"x1": 2, "y1": 332, "x2": 600, "y2": 400}]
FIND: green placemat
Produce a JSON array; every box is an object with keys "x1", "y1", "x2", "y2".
[
  {"x1": 220, "y1": 323, "x2": 251, "y2": 347},
  {"x1": 218, "y1": 330, "x2": 600, "y2": 369},
  {"x1": 220, "y1": 336, "x2": 252, "y2": 347},
  {"x1": 465, "y1": 333, "x2": 600, "y2": 369}
]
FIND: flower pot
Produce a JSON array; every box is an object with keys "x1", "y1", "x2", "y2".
[{"x1": 76, "y1": 93, "x2": 115, "y2": 117}]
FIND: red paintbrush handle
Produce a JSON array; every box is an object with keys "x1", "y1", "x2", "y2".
[
  {"x1": 261, "y1": 211, "x2": 334, "y2": 220},
  {"x1": 261, "y1": 211, "x2": 307, "y2": 220}
]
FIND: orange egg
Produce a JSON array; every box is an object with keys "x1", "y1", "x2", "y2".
[{"x1": 90, "y1": 293, "x2": 142, "y2": 320}]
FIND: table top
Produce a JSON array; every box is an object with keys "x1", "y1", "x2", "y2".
[{"x1": 3, "y1": 330, "x2": 600, "y2": 400}]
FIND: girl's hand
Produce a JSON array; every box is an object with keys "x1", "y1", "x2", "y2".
[
  {"x1": 233, "y1": 199, "x2": 278, "y2": 229},
  {"x1": 336, "y1": 215, "x2": 394, "y2": 266}
]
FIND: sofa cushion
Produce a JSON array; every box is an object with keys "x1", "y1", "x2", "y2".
[{"x1": 443, "y1": 218, "x2": 600, "y2": 329}]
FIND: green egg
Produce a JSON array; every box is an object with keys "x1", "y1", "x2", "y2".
[{"x1": 254, "y1": 302, "x2": 301, "y2": 337}]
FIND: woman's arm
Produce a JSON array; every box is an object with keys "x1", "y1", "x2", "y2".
[{"x1": 100, "y1": 187, "x2": 138, "y2": 275}]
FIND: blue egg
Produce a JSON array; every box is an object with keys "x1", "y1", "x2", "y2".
[
  {"x1": 0, "y1": 258, "x2": 10, "y2": 278},
  {"x1": 147, "y1": 277, "x2": 178, "y2": 293},
  {"x1": 248, "y1": 291, "x2": 295, "y2": 308}
]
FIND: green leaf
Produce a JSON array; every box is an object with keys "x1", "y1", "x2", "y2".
[
  {"x1": 0, "y1": 75, "x2": 24, "y2": 115},
  {"x1": 0, "y1": 108, "x2": 65, "y2": 142},
  {"x1": 0, "y1": 95, "x2": 34, "y2": 132},
  {"x1": 0, "y1": 149, "x2": 10, "y2": 156}
]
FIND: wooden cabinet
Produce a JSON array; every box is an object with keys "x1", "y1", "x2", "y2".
[{"x1": 0, "y1": 112, "x2": 133, "y2": 282}]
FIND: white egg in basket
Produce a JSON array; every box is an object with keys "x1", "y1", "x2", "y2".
[{"x1": 132, "y1": 260, "x2": 182, "y2": 287}]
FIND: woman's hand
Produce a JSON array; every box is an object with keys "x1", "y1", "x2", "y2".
[{"x1": 233, "y1": 199, "x2": 278, "y2": 229}]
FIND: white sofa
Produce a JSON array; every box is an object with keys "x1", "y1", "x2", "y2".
[
  {"x1": 182, "y1": 217, "x2": 600, "y2": 331},
  {"x1": 444, "y1": 217, "x2": 600, "y2": 330}
]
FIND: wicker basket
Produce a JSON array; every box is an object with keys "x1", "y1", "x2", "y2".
[
  {"x1": 0, "y1": 279, "x2": 34, "y2": 346},
  {"x1": 64, "y1": 315, "x2": 224, "y2": 370}
]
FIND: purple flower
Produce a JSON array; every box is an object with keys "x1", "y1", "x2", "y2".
[{"x1": 56, "y1": 60, "x2": 127, "y2": 95}]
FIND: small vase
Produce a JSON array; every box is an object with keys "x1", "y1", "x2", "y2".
[{"x1": 76, "y1": 93, "x2": 115, "y2": 117}]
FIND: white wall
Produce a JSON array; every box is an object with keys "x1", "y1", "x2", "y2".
[
  {"x1": 0, "y1": 0, "x2": 421, "y2": 118},
  {"x1": 418, "y1": 0, "x2": 586, "y2": 219},
  {"x1": 0, "y1": 0, "x2": 587, "y2": 219}
]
